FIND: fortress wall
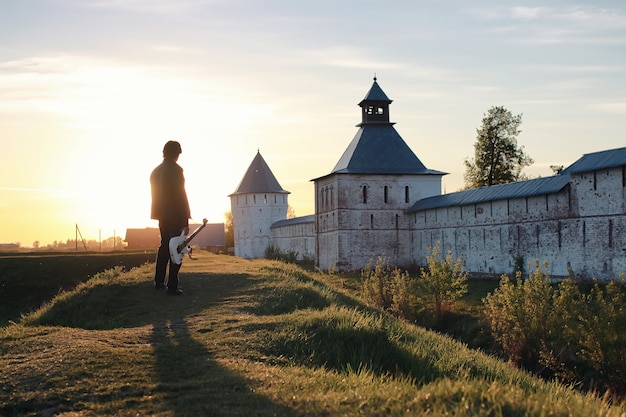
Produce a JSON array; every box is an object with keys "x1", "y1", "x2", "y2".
[
  {"x1": 411, "y1": 171, "x2": 626, "y2": 281},
  {"x1": 270, "y1": 220, "x2": 315, "y2": 260},
  {"x1": 268, "y1": 160, "x2": 626, "y2": 280}
]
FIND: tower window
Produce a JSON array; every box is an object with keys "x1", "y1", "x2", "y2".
[
  {"x1": 384, "y1": 186, "x2": 389, "y2": 204},
  {"x1": 405, "y1": 186, "x2": 409, "y2": 203},
  {"x1": 325, "y1": 187, "x2": 329, "y2": 209},
  {"x1": 362, "y1": 185, "x2": 368, "y2": 203}
]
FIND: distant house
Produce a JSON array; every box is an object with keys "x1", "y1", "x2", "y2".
[
  {"x1": 190, "y1": 223, "x2": 227, "y2": 252},
  {"x1": 124, "y1": 223, "x2": 226, "y2": 251},
  {"x1": 124, "y1": 228, "x2": 160, "y2": 250},
  {"x1": 0, "y1": 243, "x2": 20, "y2": 251}
]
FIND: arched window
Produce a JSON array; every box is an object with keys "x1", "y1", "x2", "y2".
[
  {"x1": 405, "y1": 186, "x2": 410, "y2": 203},
  {"x1": 384, "y1": 186, "x2": 389, "y2": 204},
  {"x1": 362, "y1": 185, "x2": 368, "y2": 203}
]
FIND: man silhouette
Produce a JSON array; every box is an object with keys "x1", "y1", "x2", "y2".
[{"x1": 150, "y1": 140, "x2": 190, "y2": 295}]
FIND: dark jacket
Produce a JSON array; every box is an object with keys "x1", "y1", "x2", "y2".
[{"x1": 150, "y1": 159, "x2": 191, "y2": 227}]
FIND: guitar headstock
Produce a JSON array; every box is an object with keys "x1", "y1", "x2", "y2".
[{"x1": 202, "y1": 218, "x2": 208, "y2": 226}]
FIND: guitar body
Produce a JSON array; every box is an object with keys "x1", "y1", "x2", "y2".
[
  {"x1": 169, "y1": 231, "x2": 189, "y2": 265},
  {"x1": 168, "y1": 218, "x2": 208, "y2": 265}
]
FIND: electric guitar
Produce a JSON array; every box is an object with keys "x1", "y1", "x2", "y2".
[{"x1": 169, "y1": 218, "x2": 208, "y2": 265}]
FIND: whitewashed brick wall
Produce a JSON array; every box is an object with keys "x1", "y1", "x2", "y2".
[
  {"x1": 266, "y1": 162, "x2": 625, "y2": 281},
  {"x1": 231, "y1": 192, "x2": 288, "y2": 259},
  {"x1": 411, "y1": 168, "x2": 626, "y2": 281}
]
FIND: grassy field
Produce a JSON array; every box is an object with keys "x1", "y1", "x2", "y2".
[
  {"x1": 1, "y1": 252, "x2": 624, "y2": 416},
  {"x1": 0, "y1": 251, "x2": 156, "y2": 326}
]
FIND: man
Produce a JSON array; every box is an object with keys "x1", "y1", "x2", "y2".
[{"x1": 150, "y1": 140, "x2": 191, "y2": 295}]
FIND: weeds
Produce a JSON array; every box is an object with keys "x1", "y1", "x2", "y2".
[
  {"x1": 361, "y1": 243, "x2": 468, "y2": 323},
  {"x1": 417, "y1": 244, "x2": 468, "y2": 321},
  {"x1": 483, "y1": 261, "x2": 626, "y2": 397},
  {"x1": 264, "y1": 244, "x2": 298, "y2": 263}
]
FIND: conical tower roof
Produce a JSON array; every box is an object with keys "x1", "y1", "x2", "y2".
[
  {"x1": 359, "y1": 77, "x2": 392, "y2": 105},
  {"x1": 331, "y1": 126, "x2": 444, "y2": 175},
  {"x1": 230, "y1": 151, "x2": 290, "y2": 196}
]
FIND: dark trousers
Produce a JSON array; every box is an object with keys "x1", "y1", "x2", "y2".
[{"x1": 154, "y1": 221, "x2": 183, "y2": 290}]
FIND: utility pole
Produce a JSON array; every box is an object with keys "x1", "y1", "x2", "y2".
[{"x1": 75, "y1": 224, "x2": 88, "y2": 252}]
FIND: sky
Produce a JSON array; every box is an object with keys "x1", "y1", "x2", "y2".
[{"x1": 1, "y1": 0, "x2": 625, "y2": 248}]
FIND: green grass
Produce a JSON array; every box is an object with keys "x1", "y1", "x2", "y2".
[{"x1": 1, "y1": 253, "x2": 624, "y2": 416}]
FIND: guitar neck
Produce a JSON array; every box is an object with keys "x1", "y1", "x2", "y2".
[{"x1": 184, "y1": 221, "x2": 207, "y2": 246}]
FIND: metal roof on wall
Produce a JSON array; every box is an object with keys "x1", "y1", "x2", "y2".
[
  {"x1": 271, "y1": 214, "x2": 315, "y2": 228},
  {"x1": 408, "y1": 175, "x2": 571, "y2": 212},
  {"x1": 560, "y1": 147, "x2": 626, "y2": 175},
  {"x1": 409, "y1": 147, "x2": 626, "y2": 212}
]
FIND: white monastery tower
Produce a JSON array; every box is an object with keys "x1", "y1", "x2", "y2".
[
  {"x1": 312, "y1": 78, "x2": 446, "y2": 271},
  {"x1": 229, "y1": 151, "x2": 290, "y2": 259}
]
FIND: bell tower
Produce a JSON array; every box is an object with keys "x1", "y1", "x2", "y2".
[{"x1": 358, "y1": 76, "x2": 393, "y2": 126}]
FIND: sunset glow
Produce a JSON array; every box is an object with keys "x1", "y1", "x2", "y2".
[{"x1": 1, "y1": 1, "x2": 625, "y2": 247}]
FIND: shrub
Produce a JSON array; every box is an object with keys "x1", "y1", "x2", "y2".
[
  {"x1": 361, "y1": 257, "x2": 418, "y2": 320},
  {"x1": 390, "y1": 267, "x2": 418, "y2": 321},
  {"x1": 264, "y1": 244, "x2": 281, "y2": 260},
  {"x1": 484, "y1": 262, "x2": 626, "y2": 397},
  {"x1": 482, "y1": 260, "x2": 552, "y2": 369},
  {"x1": 361, "y1": 256, "x2": 393, "y2": 310},
  {"x1": 577, "y1": 278, "x2": 626, "y2": 395},
  {"x1": 264, "y1": 244, "x2": 299, "y2": 263},
  {"x1": 417, "y1": 244, "x2": 468, "y2": 321},
  {"x1": 544, "y1": 277, "x2": 586, "y2": 384}
]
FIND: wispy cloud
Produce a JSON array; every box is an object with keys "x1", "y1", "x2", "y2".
[
  {"x1": 591, "y1": 102, "x2": 626, "y2": 115},
  {"x1": 511, "y1": 7, "x2": 548, "y2": 19},
  {"x1": 537, "y1": 64, "x2": 625, "y2": 73},
  {"x1": 66, "y1": 0, "x2": 220, "y2": 14},
  {"x1": 303, "y1": 46, "x2": 403, "y2": 70},
  {"x1": 476, "y1": 4, "x2": 626, "y2": 45}
]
